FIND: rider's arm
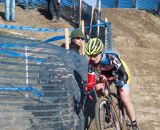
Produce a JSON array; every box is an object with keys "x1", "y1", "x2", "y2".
[
  {"x1": 85, "y1": 61, "x2": 96, "y2": 91},
  {"x1": 117, "y1": 65, "x2": 128, "y2": 83},
  {"x1": 109, "y1": 54, "x2": 128, "y2": 83},
  {"x1": 88, "y1": 59, "x2": 99, "y2": 73}
]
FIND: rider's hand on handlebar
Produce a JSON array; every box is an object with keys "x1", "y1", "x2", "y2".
[
  {"x1": 99, "y1": 75, "x2": 108, "y2": 83},
  {"x1": 99, "y1": 75, "x2": 116, "y2": 83},
  {"x1": 96, "y1": 83, "x2": 105, "y2": 90}
]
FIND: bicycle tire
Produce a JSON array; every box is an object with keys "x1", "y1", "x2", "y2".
[
  {"x1": 111, "y1": 100, "x2": 128, "y2": 130},
  {"x1": 95, "y1": 97, "x2": 121, "y2": 130}
]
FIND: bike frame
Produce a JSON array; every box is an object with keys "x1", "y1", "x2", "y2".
[
  {"x1": 82, "y1": 77, "x2": 128, "y2": 130},
  {"x1": 108, "y1": 87, "x2": 126, "y2": 126}
]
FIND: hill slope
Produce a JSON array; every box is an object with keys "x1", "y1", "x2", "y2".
[
  {"x1": 0, "y1": 4, "x2": 74, "y2": 41},
  {"x1": 101, "y1": 8, "x2": 160, "y2": 130},
  {"x1": 1, "y1": 4, "x2": 160, "y2": 130}
]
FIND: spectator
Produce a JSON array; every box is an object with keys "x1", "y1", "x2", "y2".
[
  {"x1": 61, "y1": 29, "x2": 86, "y2": 54},
  {"x1": 157, "y1": 0, "x2": 160, "y2": 15},
  {"x1": 48, "y1": 0, "x2": 61, "y2": 22},
  {"x1": 24, "y1": 0, "x2": 29, "y2": 10},
  {"x1": 5, "y1": 0, "x2": 16, "y2": 21},
  {"x1": 24, "y1": 0, "x2": 36, "y2": 10}
]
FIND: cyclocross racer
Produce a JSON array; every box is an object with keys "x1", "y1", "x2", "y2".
[{"x1": 85, "y1": 38, "x2": 140, "y2": 130}]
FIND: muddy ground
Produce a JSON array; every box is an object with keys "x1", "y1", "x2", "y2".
[{"x1": 0, "y1": 4, "x2": 160, "y2": 130}]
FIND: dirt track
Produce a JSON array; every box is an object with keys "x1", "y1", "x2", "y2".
[
  {"x1": 0, "y1": 4, "x2": 74, "y2": 41},
  {"x1": 101, "y1": 8, "x2": 160, "y2": 130},
  {"x1": 0, "y1": 4, "x2": 160, "y2": 130}
]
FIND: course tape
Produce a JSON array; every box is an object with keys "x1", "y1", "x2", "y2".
[
  {"x1": 0, "y1": 43, "x2": 41, "y2": 48},
  {"x1": 0, "y1": 86, "x2": 44, "y2": 97},
  {"x1": 44, "y1": 23, "x2": 107, "y2": 43},
  {"x1": 84, "y1": 22, "x2": 108, "y2": 29},
  {"x1": 0, "y1": 36, "x2": 65, "y2": 48},
  {"x1": 45, "y1": 35, "x2": 65, "y2": 43},
  {"x1": 0, "y1": 24, "x2": 64, "y2": 32},
  {"x1": 0, "y1": 35, "x2": 66, "y2": 62},
  {"x1": 0, "y1": 22, "x2": 109, "y2": 60},
  {"x1": 0, "y1": 22, "x2": 107, "y2": 32},
  {"x1": 0, "y1": 22, "x2": 109, "y2": 61},
  {"x1": 0, "y1": 49, "x2": 45, "y2": 63}
]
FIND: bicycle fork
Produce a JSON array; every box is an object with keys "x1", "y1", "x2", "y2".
[{"x1": 105, "y1": 100, "x2": 114, "y2": 124}]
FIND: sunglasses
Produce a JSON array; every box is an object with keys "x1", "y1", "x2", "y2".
[{"x1": 75, "y1": 37, "x2": 85, "y2": 40}]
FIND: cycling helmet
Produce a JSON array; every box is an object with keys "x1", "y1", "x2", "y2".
[{"x1": 85, "y1": 38, "x2": 104, "y2": 56}]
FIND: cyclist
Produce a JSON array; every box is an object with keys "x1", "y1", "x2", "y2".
[
  {"x1": 61, "y1": 29, "x2": 85, "y2": 54},
  {"x1": 85, "y1": 38, "x2": 140, "y2": 130}
]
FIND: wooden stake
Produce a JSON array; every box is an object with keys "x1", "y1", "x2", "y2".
[
  {"x1": 79, "y1": 0, "x2": 82, "y2": 27},
  {"x1": 80, "y1": 20, "x2": 85, "y2": 55},
  {"x1": 65, "y1": 28, "x2": 69, "y2": 49},
  {"x1": 97, "y1": 0, "x2": 101, "y2": 19},
  {"x1": 81, "y1": 20, "x2": 85, "y2": 34}
]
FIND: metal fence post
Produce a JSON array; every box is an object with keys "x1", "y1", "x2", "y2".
[{"x1": 105, "y1": 18, "x2": 112, "y2": 50}]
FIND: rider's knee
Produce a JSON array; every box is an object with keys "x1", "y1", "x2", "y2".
[
  {"x1": 119, "y1": 84, "x2": 132, "y2": 102},
  {"x1": 118, "y1": 84, "x2": 130, "y2": 92}
]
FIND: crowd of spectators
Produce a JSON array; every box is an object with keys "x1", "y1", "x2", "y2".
[
  {"x1": 48, "y1": 0, "x2": 61, "y2": 22},
  {"x1": 4, "y1": 0, "x2": 61, "y2": 22},
  {"x1": 3, "y1": 0, "x2": 160, "y2": 22}
]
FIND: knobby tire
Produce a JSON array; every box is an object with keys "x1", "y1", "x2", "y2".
[
  {"x1": 111, "y1": 100, "x2": 128, "y2": 130},
  {"x1": 95, "y1": 97, "x2": 121, "y2": 130}
]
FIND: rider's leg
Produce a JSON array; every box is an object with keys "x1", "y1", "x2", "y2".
[
  {"x1": 119, "y1": 84, "x2": 140, "y2": 130},
  {"x1": 119, "y1": 84, "x2": 136, "y2": 122}
]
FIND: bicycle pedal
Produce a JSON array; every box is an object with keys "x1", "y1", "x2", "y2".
[{"x1": 126, "y1": 121, "x2": 132, "y2": 130}]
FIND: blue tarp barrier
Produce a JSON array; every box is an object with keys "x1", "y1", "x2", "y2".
[
  {"x1": 0, "y1": 0, "x2": 159, "y2": 12},
  {"x1": 0, "y1": 49, "x2": 45, "y2": 63},
  {"x1": 136, "y1": 0, "x2": 158, "y2": 10},
  {"x1": 100, "y1": 0, "x2": 159, "y2": 12},
  {"x1": 101, "y1": 0, "x2": 115, "y2": 8},
  {"x1": 118, "y1": 0, "x2": 135, "y2": 8}
]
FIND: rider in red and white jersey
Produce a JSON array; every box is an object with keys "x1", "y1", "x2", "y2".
[{"x1": 85, "y1": 38, "x2": 140, "y2": 130}]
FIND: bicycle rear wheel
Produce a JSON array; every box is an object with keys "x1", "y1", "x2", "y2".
[{"x1": 95, "y1": 97, "x2": 121, "y2": 130}]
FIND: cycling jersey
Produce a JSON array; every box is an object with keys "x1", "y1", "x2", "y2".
[{"x1": 88, "y1": 50, "x2": 129, "y2": 88}]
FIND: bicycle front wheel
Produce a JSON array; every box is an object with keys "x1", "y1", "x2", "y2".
[{"x1": 95, "y1": 97, "x2": 121, "y2": 130}]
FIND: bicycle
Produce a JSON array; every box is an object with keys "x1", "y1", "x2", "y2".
[{"x1": 82, "y1": 76, "x2": 130, "y2": 130}]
